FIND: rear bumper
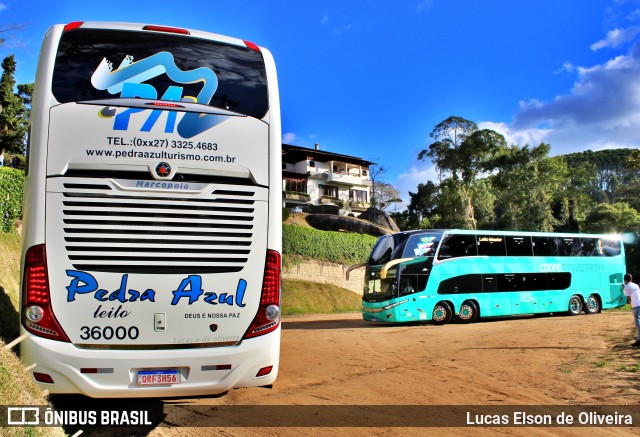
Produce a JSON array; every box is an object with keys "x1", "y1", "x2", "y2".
[{"x1": 20, "y1": 327, "x2": 280, "y2": 398}]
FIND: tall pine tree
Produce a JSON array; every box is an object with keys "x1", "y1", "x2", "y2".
[{"x1": 0, "y1": 55, "x2": 28, "y2": 154}]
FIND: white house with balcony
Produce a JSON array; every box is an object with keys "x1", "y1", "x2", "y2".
[{"x1": 282, "y1": 143, "x2": 373, "y2": 216}]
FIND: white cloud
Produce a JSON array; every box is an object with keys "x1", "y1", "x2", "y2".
[
  {"x1": 478, "y1": 121, "x2": 552, "y2": 147},
  {"x1": 395, "y1": 164, "x2": 438, "y2": 203},
  {"x1": 511, "y1": 41, "x2": 640, "y2": 153},
  {"x1": 282, "y1": 132, "x2": 298, "y2": 144},
  {"x1": 590, "y1": 26, "x2": 640, "y2": 50},
  {"x1": 554, "y1": 62, "x2": 575, "y2": 75}
]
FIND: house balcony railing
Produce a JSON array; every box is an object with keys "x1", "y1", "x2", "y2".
[
  {"x1": 349, "y1": 201, "x2": 371, "y2": 210},
  {"x1": 283, "y1": 191, "x2": 311, "y2": 202},
  {"x1": 307, "y1": 169, "x2": 371, "y2": 186}
]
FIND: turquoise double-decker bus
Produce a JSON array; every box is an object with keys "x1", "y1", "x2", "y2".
[{"x1": 361, "y1": 230, "x2": 626, "y2": 324}]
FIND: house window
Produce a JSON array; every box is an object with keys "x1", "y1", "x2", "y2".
[
  {"x1": 309, "y1": 160, "x2": 315, "y2": 168},
  {"x1": 349, "y1": 189, "x2": 368, "y2": 203},
  {"x1": 285, "y1": 178, "x2": 307, "y2": 193},
  {"x1": 320, "y1": 184, "x2": 338, "y2": 198}
]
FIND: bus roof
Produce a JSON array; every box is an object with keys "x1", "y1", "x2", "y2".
[{"x1": 380, "y1": 229, "x2": 620, "y2": 239}]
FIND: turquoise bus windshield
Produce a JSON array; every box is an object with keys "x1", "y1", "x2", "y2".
[{"x1": 368, "y1": 231, "x2": 443, "y2": 265}]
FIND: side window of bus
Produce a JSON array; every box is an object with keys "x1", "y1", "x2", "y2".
[
  {"x1": 555, "y1": 238, "x2": 577, "y2": 256},
  {"x1": 498, "y1": 274, "x2": 522, "y2": 291},
  {"x1": 548, "y1": 272, "x2": 571, "y2": 289},
  {"x1": 532, "y1": 237, "x2": 555, "y2": 256},
  {"x1": 477, "y1": 235, "x2": 506, "y2": 256},
  {"x1": 581, "y1": 238, "x2": 598, "y2": 256},
  {"x1": 506, "y1": 236, "x2": 533, "y2": 256},
  {"x1": 437, "y1": 235, "x2": 478, "y2": 260},
  {"x1": 437, "y1": 274, "x2": 482, "y2": 294},
  {"x1": 522, "y1": 273, "x2": 547, "y2": 291},
  {"x1": 601, "y1": 238, "x2": 621, "y2": 256}
]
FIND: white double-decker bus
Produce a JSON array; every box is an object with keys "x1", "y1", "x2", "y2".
[{"x1": 20, "y1": 21, "x2": 282, "y2": 397}]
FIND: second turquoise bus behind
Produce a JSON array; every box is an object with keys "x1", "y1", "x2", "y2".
[{"x1": 360, "y1": 230, "x2": 626, "y2": 324}]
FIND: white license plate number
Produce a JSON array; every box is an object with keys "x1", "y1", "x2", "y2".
[{"x1": 137, "y1": 370, "x2": 181, "y2": 386}]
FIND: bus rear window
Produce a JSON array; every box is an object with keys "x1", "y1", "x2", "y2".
[{"x1": 52, "y1": 29, "x2": 269, "y2": 119}]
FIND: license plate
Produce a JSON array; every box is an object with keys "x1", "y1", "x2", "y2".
[{"x1": 137, "y1": 369, "x2": 181, "y2": 386}]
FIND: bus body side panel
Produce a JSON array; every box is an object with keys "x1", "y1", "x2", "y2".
[{"x1": 362, "y1": 234, "x2": 627, "y2": 324}]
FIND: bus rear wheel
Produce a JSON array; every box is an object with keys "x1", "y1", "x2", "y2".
[
  {"x1": 457, "y1": 300, "x2": 479, "y2": 323},
  {"x1": 585, "y1": 294, "x2": 601, "y2": 314},
  {"x1": 568, "y1": 295, "x2": 583, "y2": 316},
  {"x1": 432, "y1": 302, "x2": 453, "y2": 325}
]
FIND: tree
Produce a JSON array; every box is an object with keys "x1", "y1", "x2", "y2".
[
  {"x1": 490, "y1": 143, "x2": 564, "y2": 231},
  {"x1": 582, "y1": 202, "x2": 640, "y2": 234},
  {"x1": 408, "y1": 181, "x2": 438, "y2": 219},
  {"x1": 418, "y1": 116, "x2": 506, "y2": 229},
  {"x1": 0, "y1": 55, "x2": 28, "y2": 154},
  {"x1": 373, "y1": 182, "x2": 402, "y2": 212},
  {"x1": 367, "y1": 163, "x2": 385, "y2": 209},
  {"x1": 418, "y1": 116, "x2": 478, "y2": 182}
]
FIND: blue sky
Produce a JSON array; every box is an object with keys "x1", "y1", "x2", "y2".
[{"x1": 2, "y1": 0, "x2": 640, "y2": 203}]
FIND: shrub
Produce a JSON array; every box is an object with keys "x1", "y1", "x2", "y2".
[
  {"x1": 0, "y1": 167, "x2": 24, "y2": 233},
  {"x1": 283, "y1": 224, "x2": 377, "y2": 265}
]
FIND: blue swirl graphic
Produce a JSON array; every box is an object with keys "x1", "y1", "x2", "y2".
[{"x1": 92, "y1": 52, "x2": 226, "y2": 138}]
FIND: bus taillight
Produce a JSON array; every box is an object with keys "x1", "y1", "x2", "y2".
[
  {"x1": 243, "y1": 250, "x2": 281, "y2": 339},
  {"x1": 63, "y1": 22, "x2": 84, "y2": 32},
  {"x1": 143, "y1": 25, "x2": 190, "y2": 35},
  {"x1": 22, "y1": 244, "x2": 70, "y2": 342},
  {"x1": 244, "y1": 40, "x2": 261, "y2": 52}
]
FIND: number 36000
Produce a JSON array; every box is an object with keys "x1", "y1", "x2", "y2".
[{"x1": 80, "y1": 325, "x2": 139, "y2": 340}]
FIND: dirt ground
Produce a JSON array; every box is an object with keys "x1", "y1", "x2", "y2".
[{"x1": 57, "y1": 310, "x2": 640, "y2": 436}]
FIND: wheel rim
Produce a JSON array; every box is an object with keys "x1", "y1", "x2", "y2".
[
  {"x1": 433, "y1": 305, "x2": 449, "y2": 322},
  {"x1": 586, "y1": 296, "x2": 598, "y2": 312},
  {"x1": 459, "y1": 304, "x2": 474, "y2": 320},
  {"x1": 570, "y1": 297, "x2": 581, "y2": 313}
]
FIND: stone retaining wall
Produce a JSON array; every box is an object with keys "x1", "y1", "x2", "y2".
[{"x1": 282, "y1": 258, "x2": 364, "y2": 295}]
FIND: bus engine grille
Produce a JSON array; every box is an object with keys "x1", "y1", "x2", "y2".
[{"x1": 57, "y1": 182, "x2": 258, "y2": 274}]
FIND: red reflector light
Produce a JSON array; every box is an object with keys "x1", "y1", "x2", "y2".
[
  {"x1": 244, "y1": 40, "x2": 261, "y2": 52},
  {"x1": 143, "y1": 25, "x2": 190, "y2": 35},
  {"x1": 63, "y1": 22, "x2": 83, "y2": 32},
  {"x1": 256, "y1": 366, "x2": 273, "y2": 377},
  {"x1": 33, "y1": 372, "x2": 54, "y2": 384}
]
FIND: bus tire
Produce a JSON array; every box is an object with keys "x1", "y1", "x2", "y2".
[
  {"x1": 567, "y1": 295, "x2": 583, "y2": 316},
  {"x1": 457, "y1": 300, "x2": 479, "y2": 323},
  {"x1": 432, "y1": 301, "x2": 453, "y2": 325},
  {"x1": 584, "y1": 294, "x2": 601, "y2": 314}
]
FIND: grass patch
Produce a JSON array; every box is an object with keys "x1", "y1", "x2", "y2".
[
  {"x1": 282, "y1": 279, "x2": 361, "y2": 315},
  {"x1": 619, "y1": 363, "x2": 640, "y2": 372},
  {"x1": 0, "y1": 343, "x2": 65, "y2": 436},
  {"x1": 608, "y1": 304, "x2": 632, "y2": 311},
  {"x1": 0, "y1": 232, "x2": 21, "y2": 343}
]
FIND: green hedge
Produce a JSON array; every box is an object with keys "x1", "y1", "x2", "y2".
[
  {"x1": 283, "y1": 224, "x2": 378, "y2": 265},
  {"x1": 0, "y1": 167, "x2": 24, "y2": 233}
]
